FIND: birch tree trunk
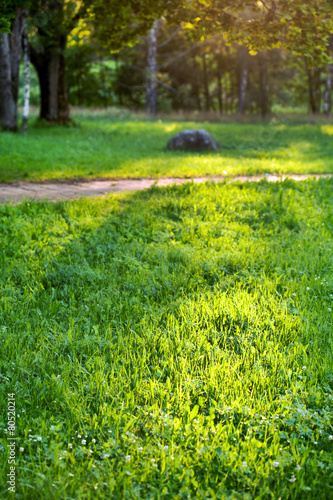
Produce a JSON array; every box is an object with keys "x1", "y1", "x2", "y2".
[
  {"x1": 22, "y1": 26, "x2": 30, "y2": 134},
  {"x1": 146, "y1": 20, "x2": 162, "y2": 115},
  {"x1": 0, "y1": 8, "x2": 28, "y2": 131},
  {"x1": 237, "y1": 48, "x2": 248, "y2": 114}
]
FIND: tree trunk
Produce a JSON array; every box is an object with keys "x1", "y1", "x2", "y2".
[
  {"x1": 238, "y1": 48, "x2": 248, "y2": 114},
  {"x1": 307, "y1": 67, "x2": 321, "y2": 114},
  {"x1": 258, "y1": 53, "x2": 269, "y2": 118},
  {"x1": 323, "y1": 36, "x2": 333, "y2": 115},
  {"x1": 323, "y1": 62, "x2": 333, "y2": 115},
  {"x1": 202, "y1": 53, "x2": 210, "y2": 111},
  {"x1": 216, "y1": 50, "x2": 223, "y2": 115},
  {"x1": 0, "y1": 8, "x2": 28, "y2": 131},
  {"x1": 0, "y1": 34, "x2": 15, "y2": 130},
  {"x1": 190, "y1": 54, "x2": 201, "y2": 111},
  {"x1": 217, "y1": 73, "x2": 223, "y2": 115},
  {"x1": 146, "y1": 20, "x2": 162, "y2": 115},
  {"x1": 22, "y1": 25, "x2": 30, "y2": 134},
  {"x1": 30, "y1": 34, "x2": 71, "y2": 123}
]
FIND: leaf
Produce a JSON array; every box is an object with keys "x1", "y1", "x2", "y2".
[
  {"x1": 189, "y1": 405, "x2": 199, "y2": 421},
  {"x1": 249, "y1": 50, "x2": 258, "y2": 56}
]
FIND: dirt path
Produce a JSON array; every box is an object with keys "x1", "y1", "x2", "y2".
[{"x1": 0, "y1": 174, "x2": 332, "y2": 203}]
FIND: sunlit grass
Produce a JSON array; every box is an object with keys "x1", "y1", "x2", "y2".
[
  {"x1": 0, "y1": 179, "x2": 332, "y2": 498},
  {"x1": 1, "y1": 116, "x2": 333, "y2": 182}
]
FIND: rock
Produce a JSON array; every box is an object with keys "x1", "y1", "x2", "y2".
[{"x1": 167, "y1": 129, "x2": 221, "y2": 151}]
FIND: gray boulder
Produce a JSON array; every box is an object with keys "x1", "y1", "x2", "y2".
[{"x1": 167, "y1": 129, "x2": 221, "y2": 151}]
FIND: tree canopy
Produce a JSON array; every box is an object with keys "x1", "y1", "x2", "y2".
[
  {"x1": 168, "y1": 0, "x2": 333, "y2": 65},
  {"x1": 0, "y1": 0, "x2": 30, "y2": 31}
]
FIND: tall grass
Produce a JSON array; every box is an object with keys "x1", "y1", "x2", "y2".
[{"x1": 0, "y1": 179, "x2": 332, "y2": 498}]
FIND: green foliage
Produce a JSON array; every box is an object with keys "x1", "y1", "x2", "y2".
[
  {"x1": 65, "y1": 45, "x2": 119, "y2": 107},
  {"x1": 170, "y1": 0, "x2": 333, "y2": 66},
  {"x1": 1, "y1": 117, "x2": 333, "y2": 182},
  {"x1": 90, "y1": 0, "x2": 172, "y2": 52},
  {"x1": 0, "y1": 15, "x2": 10, "y2": 32},
  {"x1": 0, "y1": 0, "x2": 30, "y2": 31},
  {"x1": 0, "y1": 179, "x2": 332, "y2": 498}
]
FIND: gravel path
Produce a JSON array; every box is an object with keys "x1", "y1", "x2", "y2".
[{"x1": 0, "y1": 174, "x2": 332, "y2": 203}]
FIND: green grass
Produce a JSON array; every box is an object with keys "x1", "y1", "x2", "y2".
[
  {"x1": 1, "y1": 113, "x2": 333, "y2": 182},
  {"x1": 0, "y1": 179, "x2": 332, "y2": 498}
]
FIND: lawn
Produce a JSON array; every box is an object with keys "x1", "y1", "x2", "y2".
[
  {"x1": 0, "y1": 179, "x2": 332, "y2": 499},
  {"x1": 1, "y1": 112, "x2": 333, "y2": 182}
]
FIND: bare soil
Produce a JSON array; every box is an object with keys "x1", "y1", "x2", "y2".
[{"x1": 0, "y1": 174, "x2": 332, "y2": 203}]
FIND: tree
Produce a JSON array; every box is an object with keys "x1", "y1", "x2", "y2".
[
  {"x1": 0, "y1": 1, "x2": 29, "y2": 130},
  {"x1": 29, "y1": 0, "x2": 74, "y2": 123},
  {"x1": 28, "y1": 0, "x2": 178, "y2": 123},
  {"x1": 0, "y1": 0, "x2": 16, "y2": 32},
  {"x1": 167, "y1": 0, "x2": 333, "y2": 116},
  {"x1": 146, "y1": 19, "x2": 162, "y2": 115},
  {"x1": 323, "y1": 35, "x2": 333, "y2": 115},
  {"x1": 22, "y1": 17, "x2": 30, "y2": 133},
  {"x1": 237, "y1": 46, "x2": 248, "y2": 114},
  {"x1": 168, "y1": 1, "x2": 333, "y2": 65}
]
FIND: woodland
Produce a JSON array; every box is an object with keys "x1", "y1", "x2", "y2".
[{"x1": 1, "y1": 0, "x2": 333, "y2": 129}]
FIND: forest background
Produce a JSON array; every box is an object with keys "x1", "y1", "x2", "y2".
[{"x1": 1, "y1": 0, "x2": 333, "y2": 132}]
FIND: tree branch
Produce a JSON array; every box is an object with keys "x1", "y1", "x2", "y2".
[{"x1": 157, "y1": 27, "x2": 181, "y2": 48}]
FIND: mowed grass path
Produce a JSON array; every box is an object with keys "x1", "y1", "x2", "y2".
[
  {"x1": 1, "y1": 115, "x2": 333, "y2": 182},
  {"x1": 0, "y1": 179, "x2": 332, "y2": 499}
]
